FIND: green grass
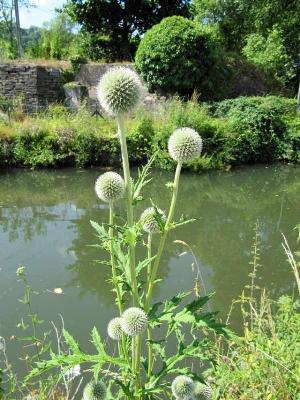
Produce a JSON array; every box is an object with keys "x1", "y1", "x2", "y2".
[
  {"x1": 0, "y1": 96, "x2": 299, "y2": 169},
  {"x1": 208, "y1": 226, "x2": 300, "y2": 400}
]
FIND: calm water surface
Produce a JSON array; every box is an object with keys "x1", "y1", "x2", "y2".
[{"x1": 0, "y1": 164, "x2": 299, "y2": 374}]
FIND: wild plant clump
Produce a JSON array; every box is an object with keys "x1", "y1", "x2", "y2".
[{"x1": 26, "y1": 67, "x2": 227, "y2": 399}]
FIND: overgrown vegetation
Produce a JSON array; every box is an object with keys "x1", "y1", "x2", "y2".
[
  {"x1": 209, "y1": 226, "x2": 300, "y2": 400},
  {"x1": 0, "y1": 96, "x2": 298, "y2": 170}
]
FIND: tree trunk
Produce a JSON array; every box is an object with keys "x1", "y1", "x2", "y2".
[{"x1": 14, "y1": 0, "x2": 23, "y2": 58}]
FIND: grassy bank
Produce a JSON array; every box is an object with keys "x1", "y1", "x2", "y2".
[
  {"x1": 209, "y1": 230, "x2": 300, "y2": 400},
  {"x1": 0, "y1": 96, "x2": 299, "y2": 170}
]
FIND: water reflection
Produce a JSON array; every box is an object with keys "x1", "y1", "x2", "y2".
[{"x1": 0, "y1": 165, "x2": 299, "y2": 354}]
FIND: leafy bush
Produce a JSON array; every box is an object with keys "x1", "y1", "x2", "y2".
[
  {"x1": 0, "y1": 96, "x2": 299, "y2": 170},
  {"x1": 13, "y1": 125, "x2": 58, "y2": 167},
  {"x1": 135, "y1": 16, "x2": 218, "y2": 96},
  {"x1": 127, "y1": 116, "x2": 154, "y2": 163},
  {"x1": 242, "y1": 28, "x2": 295, "y2": 85}
]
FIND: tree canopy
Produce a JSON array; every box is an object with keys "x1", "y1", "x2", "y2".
[{"x1": 64, "y1": 0, "x2": 191, "y2": 60}]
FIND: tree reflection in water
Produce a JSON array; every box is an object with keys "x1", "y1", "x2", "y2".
[{"x1": 0, "y1": 165, "x2": 299, "y2": 329}]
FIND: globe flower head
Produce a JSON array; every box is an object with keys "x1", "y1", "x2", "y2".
[
  {"x1": 95, "y1": 172, "x2": 125, "y2": 203},
  {"x1": 168, "y1": 128, "x2": 203, "y2": 163},
  {"x1": 140, "y1": 207, "x2": 166, "y2": 234},
  {"x1": 171, "y1": 375, "x2": 195, "y2": 400},
  {"x1": 97, "y1": 67, "x2": 142, "y2": 116},
  {"x1": 121, "y1": 307, "x2": 148, "y2": 337},
  {"x1": 193, "y1": 382, "x2": 212, "y2": 400},
  {"x1": 107, "y1": 317, "x2": 123, "y2": 341},
  {"x1": 83, "y1": 380, "x2": 107, "y2": 400}
]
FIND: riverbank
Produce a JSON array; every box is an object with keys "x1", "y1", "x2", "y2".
[{"x1": 0, "y1": 96, "x2": 299, "y2": 170}]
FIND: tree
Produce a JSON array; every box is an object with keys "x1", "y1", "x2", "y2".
[
  {"x1": 0, "y1": 0, "x2": 32, "y2": 58},
  {"x1": 64, "y1": 0, "x2": 191, "y2": 61},
  {"x1": 26, "y1": 13, "x2": 76, "y2": 59},
  {"x1": 191, "y1": 0, "x2": 300, "y2": 88}
]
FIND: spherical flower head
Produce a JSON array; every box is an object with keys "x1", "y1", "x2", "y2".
[
  {"x1": 95, "y1": 172, "x2": 125, "y2": 203},
  {"x1": 168, "y1": 128, "x2": 203, "y2": 163},
  {"x1": 193, "y1": 382, "x2": 212, "y2": 400},
  {"x1": 171, "y1": 376, "x2": 195, "y2": 400},
  {"x1": 83, "y1": 380, "x2": 107, "y2": 400},
  {"x1": 107, "y1": 317, "x2": 123, "y2": 341},
  {"x1": 121, "y1": 307, "x2": 148, "y2": 337},
  {"x1": 140, "y1": 207, "x2": 166, "y2": 234},
  {"x1": 97, "y1": 67, "x2": 142, "y2": 115}
]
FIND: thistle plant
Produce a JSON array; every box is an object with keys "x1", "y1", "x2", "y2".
[{"x1": 28, "y1": 67, "x2": 227, "y2": 399}]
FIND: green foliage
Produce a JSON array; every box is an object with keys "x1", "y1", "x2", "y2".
[
  {"x1": 191, "y1": 0, "x2": 300, "y2": 88},
  {"x1": 135, "y1": 16, "x2": 218, "y2": 97},
  {"x1": 212, "y1": 295, "x2": 300, "y2": 399},
  {"x1": 26, "y1": 13, "x2": 76, "y2": 60},
  {"x1": 0, "y1": 96, "x2": 299, "y2": 170},
  {"x1": 64, "y1": 0, "x2": 191, "y2": 61},
  {"x1": 242, "y1": 28, "x2": 295, "y2": 84},
  {"x1": 13, "y1": 125, "x2": 58, "y2": 167}
]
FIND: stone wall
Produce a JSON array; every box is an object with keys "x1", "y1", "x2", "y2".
[
  {"x1": 75, "y1": 63, "x2": 161, "y2": 114},
  {"x1": 0, "y1": 64, "x2": 62, "y2": 113}
]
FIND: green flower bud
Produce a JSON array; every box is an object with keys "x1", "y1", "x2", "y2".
[
  {"x1": 121, "y1": 307, "x2": 148, "y2": 337},
  {"x1": 193, "y1": 382, "x2": 212, "y2": 400},
  {"x1": 83, "y1": 380, "x2": 107, "y2": 400},
  {"x1": 107, "y1": 317, "x2": 123, "y2": 341},
  {"x1": 168, "y1": 128, "x2": 203, "y2": 163},
  {"x1": 95, "y1": 172, "x2": 125, "y2": 203},
  {"x1": 171, "y1": 375, "x2": 195, "y2": 400},
  {"x1": 97, "y1": 67, "x2": 141, "y2": 115},
  {"x1": 140, "y1": 207, "x2": 166, "y2": 234}
]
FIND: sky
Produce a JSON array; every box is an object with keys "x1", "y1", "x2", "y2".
[{"x1": 20, "y1": 0, "x2": 66, "y2": 29}]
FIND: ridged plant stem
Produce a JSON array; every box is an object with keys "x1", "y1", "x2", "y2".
[
  {"x1": 145, "y1": 162, "x2": 182, "y2": 312},
  {"x1": 117, "y1": 115, "x2": 139, "y2": 307},
  {"x1": 109, "y1": 201, "x2": 123, "y2": 315},
  {"x1": 117, "y1": 114, "x2": 140, "y2": 397},
  {"x1": 146, "y1": 233, "x2": 153, "y2": 379}
]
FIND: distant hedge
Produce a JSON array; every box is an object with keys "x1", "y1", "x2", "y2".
[{"x1": 0, "y1": 96, "x2": 299, "y2": 170}]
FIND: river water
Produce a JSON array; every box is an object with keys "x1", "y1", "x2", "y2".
[{"x1": 0, "y1": 164, "x2": 299, "y2": 376}]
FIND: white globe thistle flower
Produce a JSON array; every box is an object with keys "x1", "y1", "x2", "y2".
[
  {"x1": 140, "y1": 207, "x2": 166, "y2": 234},
  {"x1": 121, "y1": 307, "x2": 148, "y2": 337},
  {"x1": 95, "y1": 172, "x2": 125, "y2": 203},
  {"x1": 168, "y1": 128, "x2": 203, "y2": 163},
  {"x1": 83, "y1": 380, "x2": 107, "y2": 400},
  {"x1": 193, "y1": 382, "x2": 212, "y2": 400},
  {"x1": 107, "y1": 317, "x2": 123, "y2": 341},
  {"x1": 97, "y1": 67, "x2": 142, "y2": 115},
  {"x1": 171, "y1": 375, "x2": 195, "y2": 400}
]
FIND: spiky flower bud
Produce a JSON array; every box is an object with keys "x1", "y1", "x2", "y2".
[
  {"x1": 107, "y1": 317, "x2": 123, "y2": 341},
  {"x1": 193, "y1": 382, "x2": 212, "y2": 400},
  {"x1": 83, "y1": 380, "x2": 107, "y2": 400},
  {"x1": 121, "y1": 307, "x2": 148, "y2": 337},
  {"x1": 140, "y1": 207, "x2": 166, "y2": 234},
  {"x1": 95, "y1": 172, "x2": 125, "y2": 203},
  {"x1": 171, "y1": 376, "x2": 195, "y2": 400},
  {"x1": 97, "y1": 67, "x2": 142, "y2": 115},
  {"x1": 168, "y1": 128, "x2": 203, "y2": 163}
]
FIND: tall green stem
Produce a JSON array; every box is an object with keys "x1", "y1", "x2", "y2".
[
  {"x1": 145, "y1": 162, "x2": 182, "y2": 312},
  {"x1": 117, "y1": 114, "x2": 139, "y2": 307},
  {"x1": 109, "y1": 201, "x2": 123, "y2": 314},
  {"x1": 146, "y1": 233, "x2": 153, "y2": 379},
  {"x1": 117, "y1": 114, "x2": 140, "y2": 397}
]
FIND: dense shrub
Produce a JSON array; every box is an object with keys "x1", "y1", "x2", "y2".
[
  {"x1": 208, "y1": 97, "x2": 295, "y2": 163},
  {"x1": 13, "y1": 125, "x2": 59, "y2": 167},
  {"x1": 127, "y1": 116, "x2": 154, "y2": 163},
  {"x1": 135, "y1": 16, "x2": 218, "y2": 97},
  {"x1": 242, "y1": 28, "x2": 295, "y2": 85},
  {"x1": 0, "y1": 96, "x2": 299, "y2": 170}
]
